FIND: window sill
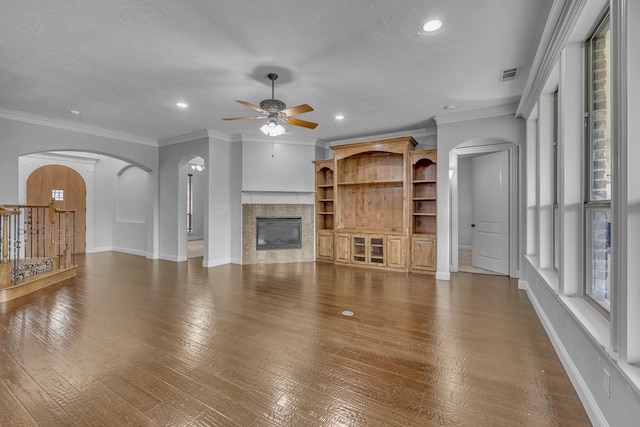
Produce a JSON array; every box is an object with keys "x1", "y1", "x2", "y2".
[
  {"x1": 558, "y1": 294, "x2": 610, "y2": 351},
  {"x1": 538, "y1": 267, "x2": 560, "y2": 293}
]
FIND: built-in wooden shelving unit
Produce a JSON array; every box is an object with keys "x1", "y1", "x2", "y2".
[{"x1": 313, "y1": 138, "x2": 437, "y2": 273}]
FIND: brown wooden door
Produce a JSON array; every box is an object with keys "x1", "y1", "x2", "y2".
[{"x1": 27, "y1": 165, "x2": 86, "y2": 254}]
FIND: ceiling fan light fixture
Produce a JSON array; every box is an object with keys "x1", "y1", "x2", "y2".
[{"x1": 260, "y1": 120, "x2": 286, "y2": 136}]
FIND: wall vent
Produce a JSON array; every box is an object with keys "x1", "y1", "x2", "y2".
[{"x1": 500, "y1": 67, "x2": 519, "y2": 82}]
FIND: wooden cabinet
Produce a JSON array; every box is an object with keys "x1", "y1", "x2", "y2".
[
  {"x1": 349, "y1": 235, "x2": 386, "y2": 266},
  {"x1": 352, "y1": 236, "x2": 368, "y2": 264},
  {"x1": 411, "y1": 236, "x2": 436, "y2": 272},
  {"x1": 316, "y1": 230, "x2": 334, "y2": 261},
  {"x1": 313, "y1": 138, "x2": 436, "y2": 274}
]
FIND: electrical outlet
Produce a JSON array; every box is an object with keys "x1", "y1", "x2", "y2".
[{"x1": 603, "y1": 369, "x2": 610, "y2": 397}]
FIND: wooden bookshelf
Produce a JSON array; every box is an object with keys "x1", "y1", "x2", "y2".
[
  {"x1": 410, "y1": 150, "x2": 437, "y2": 272},
  {"x1": 314, "y1": 160, "x2": 335, "y2": 261},
  {"x1": 314, "y1": 137, "x2": 437, "y2": 273},
  {"x1": 313, "y1": 137, "x2": 437, "y2": 274}
]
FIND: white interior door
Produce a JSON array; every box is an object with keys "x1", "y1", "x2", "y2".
[{"x1": 472, "y1": 151, "x2": 509, "y2": 274}]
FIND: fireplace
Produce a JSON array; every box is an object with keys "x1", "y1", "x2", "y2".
[
  {"x1": 242, "y1": 203, "x2": 314, "y2": 265},
  {"x1": 256, "y1": 217, "x2": 301, "y2": 251}
]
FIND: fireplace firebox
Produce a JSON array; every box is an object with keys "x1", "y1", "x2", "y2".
[{"x1": 256, "y1": 217, "x2": 302, "y2": 251}]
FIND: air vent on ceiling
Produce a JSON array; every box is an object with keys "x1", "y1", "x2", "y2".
[{"x1": 500, "y1": 67, "x2": 519, "y2": 82}]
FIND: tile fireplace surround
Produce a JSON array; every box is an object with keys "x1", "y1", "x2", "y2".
[{"x1": 242, "y1": 204, "x2": 314, "y2": 265}]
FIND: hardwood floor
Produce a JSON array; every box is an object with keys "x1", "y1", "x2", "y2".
[{"x1": 0, "y1": 252, "x2": 591, "y2": 426}]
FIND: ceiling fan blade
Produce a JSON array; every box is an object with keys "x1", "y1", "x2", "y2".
[
  {"x1": 236, "y1": 100, "x2": 265, "y2": 113},
  {"x1": 281, "y1": 104, "x2": 313, "y2": 116},
  {"x1": 288, "y1": 117, "x2": 318, "y2": 129},
  {"x1": 222, "y1": 115, "x2": 264, "y2": 121}
]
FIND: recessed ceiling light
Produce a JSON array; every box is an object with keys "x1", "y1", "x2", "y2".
[
  {"x1": 69, "y1": 110, "x2": 80, "y2": 116},
  {"x1": 335, "y1": 114, "x2": 345, "y2": 120},
  {"x1": 176, "y1": 102, "x2": 188, "y2": 109},
  {"x1": 422, "y1": 19, "x2": 442, "y2": 32}
]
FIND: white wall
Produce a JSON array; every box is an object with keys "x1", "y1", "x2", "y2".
[
  {"x1": 457, "y1": 157, "x2": 473, "y2": 247},
  {"x1": 113, "y1": 165, "x2": 148, "y2": 256},
  {"x1": 229, "y1": 140, "x2": 243, "y2": 263},
  {"x1": 242, "y1": 139, "x2": 316, "y2": 192},
  {"x1": 206, "y1": 136, "x2": 234, "y2": 267}
]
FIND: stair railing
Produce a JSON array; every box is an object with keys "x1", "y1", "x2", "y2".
[{"x1": 0, "y1": 200, "x2": 76, "y2": 288}]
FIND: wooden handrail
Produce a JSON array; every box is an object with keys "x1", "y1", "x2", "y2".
[
  {"x1": 1, "y1": 199, "x2": 77, "y2": 286},
  {"x1": 0, "y1": 204, "x2": 20, "y2": 216},
  {"x1": 2, "y1": 202, "x2": 76, "y2": 214}
]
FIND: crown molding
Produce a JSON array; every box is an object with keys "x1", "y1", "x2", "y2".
[
  {"x1": 0, "y1": 108, "x2": 158, "y2": 147},
  {"x1": 159, "y1": 130, "x2": 206, "y2": 146},
  {"x1": 240, "y1": 135, "x2": 323, "y2": 147},
  {"x1": 327, "y1": 128, "x2": 436, "y2": 147},
  {"x1": 516, "y1": 0, "x2": 589, "y2": 119},
  {"x1": 433, "y1": 103, "x2": 519, "y2": 126},
  {"x1": 206, "y1": 129, "x2": 234, "y2": 143}
]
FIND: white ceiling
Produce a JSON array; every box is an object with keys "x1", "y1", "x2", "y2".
[{"x1": 0, "y1": 0, "x2": 552, "y2": 143}]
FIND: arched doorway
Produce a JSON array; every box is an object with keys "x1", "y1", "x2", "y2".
[{"x1": 27, "y1": 165, "x2": 87, "y2": 254}]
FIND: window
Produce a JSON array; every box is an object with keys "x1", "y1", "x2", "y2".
[
  {"x1": 553, "y1": 89, "x2": 560, "y2": 272},
  {"x1": 584, "y1": 13, "x2": 611, "y2": 313},
  {"x1": 187, "y1": 173, "x2": 193, "y2": 234},
  {"x1": 51, "y1": 189, "x2": 64, "y2": 201}
]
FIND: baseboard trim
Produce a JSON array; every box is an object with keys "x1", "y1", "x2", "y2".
[
  {"x1": 203, "y1": 258, "x2": 232, "y2": 268},
  {"x1": 112, "y1": 247, "x2": 146, "y2": 257},
  {"x1": 159, "y1": 254, "x2": 187, "y2": 262},
  {"x1": 435, "y1": 271, "x2": 450, "y2": 281},
  {"x1": 91, "y1": 246, "x2": 113, "y2": 253}
]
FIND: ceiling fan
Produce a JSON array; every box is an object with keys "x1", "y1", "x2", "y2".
[{"x1": 222, "y1": 73, "x2": 318, "y2": 136}]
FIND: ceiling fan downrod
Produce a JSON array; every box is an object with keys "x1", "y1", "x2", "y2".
[{"x1": 260, "y1": 73, "x2": 285, "y2": 112}]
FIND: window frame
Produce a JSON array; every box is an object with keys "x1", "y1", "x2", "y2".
[
  {"x1": 552, "y1": 89, "x2": 560, "y2": 272},
  {"x1": 583, "y1": 10, "x2": 612, "y2": 317},
  {"x1": 187, "y1": 173, "x2": 193, "y2": 234}
]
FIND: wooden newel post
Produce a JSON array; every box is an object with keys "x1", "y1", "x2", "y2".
[
  {"x1": 0, "y1": 212, "x2": 10, "y2": 286},
  {"x1": 48, "y1": 199, "x2": 56, "y2": 259}
]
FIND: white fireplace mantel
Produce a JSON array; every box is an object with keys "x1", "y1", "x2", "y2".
[{"x1": 241, "y1": 191, "x2": 314, "y2": 205}]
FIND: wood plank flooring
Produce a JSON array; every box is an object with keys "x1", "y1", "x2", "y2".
[{"x1": 0, "y1": 252, "x2": 591, "y2": 426}]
